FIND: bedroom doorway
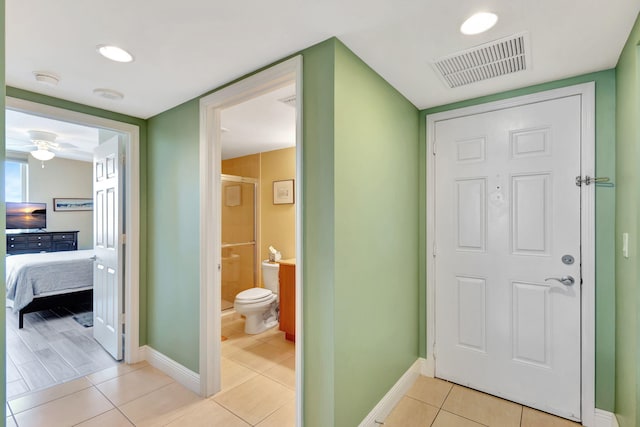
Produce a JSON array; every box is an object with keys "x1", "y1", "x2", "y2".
[
  {"x1": 199, "y1": 56, "x2": 302, "y2": 425},
  {"x1": 4, "y1": 98, "x2": 141, "y2": 401}
]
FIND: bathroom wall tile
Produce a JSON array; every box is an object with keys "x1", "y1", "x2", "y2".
[
  {"x1": 406, "y1": 376, "x2": 453, "y2": 408},
  {"x1": 383, "y1": 396, "x2": 439, "y2": 427}
]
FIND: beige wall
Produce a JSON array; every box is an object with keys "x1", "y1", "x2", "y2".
[
  {"x1": 259, "y1": 147, "x2": 296, "y2": 279},
  {"x1": 221, "y1": 147, "x2": 296, "y2": 288},
  {"x1": 28, "y1": 156, "x2": 93, "y2": 249},
  {"x1": 222, "y1": 154, "x2": 259, "y2": 178}
]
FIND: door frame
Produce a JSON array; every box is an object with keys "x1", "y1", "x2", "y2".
[
  {"x1": 6, "y1": 96, "x2": 142, "y2": 364},
  {"x1": 198, "y1": 56, "x2": 303, "y2": 423},
  {"x1": 425, "y1": 83, "x2": 595, "y2": 425}
]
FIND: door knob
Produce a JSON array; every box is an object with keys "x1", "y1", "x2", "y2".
[{"x1": 545, "y1": 276, "x2": 575, "y2": 286}]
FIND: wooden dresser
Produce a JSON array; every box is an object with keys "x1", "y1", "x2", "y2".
[
  {"x1": 6, "y1": 231, "x2": 79, "y2": 255},
  {"x1": 278, "y1": 259, "x2": 296, "y2": 342}
]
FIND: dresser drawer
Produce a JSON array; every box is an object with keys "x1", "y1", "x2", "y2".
[
  {"x1": 7, "y1": 235, "x2": 28, "y2": 243},
  {"x1": 28, "y1": 241, "x2": 51, "y2": 250},
  {"x1": 7, "y1": 242, "x2": 28, "y2": 251},
  {"x1": 27, "y1": 235, "x2": 51, "y2": 243},
  {"x1": 52, "y1": 234, "x2": 75, "y2": 241}
]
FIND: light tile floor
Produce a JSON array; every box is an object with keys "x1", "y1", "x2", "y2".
[
  {"x1": 6, "y1": 314, "x2": 295, "y2": 426},
  {"x1": 383, "y1": 376, "x2": 582, "y2": 427}
]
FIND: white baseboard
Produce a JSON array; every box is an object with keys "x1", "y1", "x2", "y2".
[
  {"x1": 139, "y1": 345, "x2": 201, "y2": 394},
  {"x1": 358, "y1": 358, "x2": 424, "y2": 427},
  {"x1": 421, "y1": 357, "x2": 435, "y2": 377},
  {"x1": 594, "y1": 409, "x2": 619, "y2": 427}
]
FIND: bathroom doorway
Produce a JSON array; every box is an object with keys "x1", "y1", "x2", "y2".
[
  {"x1": 221, "y1": 175, "x2": 258, "y2": 311},
  {"x1": 199, "y1": 56, "x2": 302, "y2": 427}
]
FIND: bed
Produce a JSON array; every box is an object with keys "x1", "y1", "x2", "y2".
[{"x1": 6, "y1": 249, "x2": 95, "y2": 328}]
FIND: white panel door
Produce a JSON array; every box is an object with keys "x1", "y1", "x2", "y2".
[
  {"x1": 93, "y1": 136, "x2": 124, "y2": 361},
  {"x1": 434, "y1": 96, "x2": 582, "y2": 420}
]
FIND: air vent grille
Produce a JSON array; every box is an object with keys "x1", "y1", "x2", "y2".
[{"x1": 432, "y1": 32, "x2": 529, "y2": 88}]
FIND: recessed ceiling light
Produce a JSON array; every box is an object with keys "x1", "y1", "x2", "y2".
[
  {"x1": 33, "y1": 71, "x2": 60, "y2": 87},
  {"x1": 97, "y1": 45, "x2": 134, "y2": 63},
  {"x1": 460, "y1": 12, "x2": 498, "y2": 35},
  {"x1": 93, "y1": 88, "x2": 124, "y2": 100}
]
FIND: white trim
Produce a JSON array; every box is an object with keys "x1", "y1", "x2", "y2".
[
  {"x1": 198, "y1": 56, "x2": 303, "y2": 415},
  {"x1": 358, "y1": 359, "x2": 423, "y2": 427},
  {"x1": 140, "y1": 345, "x2": 200, "y2": 394},
  {"x1": 5, "y1": 97, "x2": 141, "y2": 365},
  {"x1": 594, "y1": 410, "x2": 619, "y2": 427},
  {"x1": 425, "y1": 82, "x2": 596, "y2": 426}
]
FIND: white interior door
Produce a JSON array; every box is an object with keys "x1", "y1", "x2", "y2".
[
  {"x1": 434, "y1": 96, "x2": 582, "y2": 420},
  {"x1": 93, "y1": 136, "x2": 124, "y2": 361}
]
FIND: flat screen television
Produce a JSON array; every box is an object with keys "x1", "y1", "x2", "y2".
[{"x1": 6, "y1": 202, "x2": 47, "y2": 230}]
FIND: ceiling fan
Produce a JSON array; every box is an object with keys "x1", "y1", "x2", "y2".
[{"x1": 7, "y1": 130, "x2": 80, "y2": 162}]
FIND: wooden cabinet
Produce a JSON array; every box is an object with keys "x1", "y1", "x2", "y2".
[
  {"x1": 278, "y1": 260, "x2": 296, "y2": 342},
  {"x1": 6, "y1": 231, "x2": 79, "y2": 255}
]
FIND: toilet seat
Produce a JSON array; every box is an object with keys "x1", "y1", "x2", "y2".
[{"x1": 235, "y1": 287, "x2": 273, "y2": 304}]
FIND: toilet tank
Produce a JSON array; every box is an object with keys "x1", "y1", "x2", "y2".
[{"x1": 261, "y1": 260, "x2": 280, "y2": 293}]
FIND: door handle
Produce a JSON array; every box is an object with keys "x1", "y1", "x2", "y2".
[
  {"x1": 545, "y1": 276, "x2": 575, "y2": 286},
  {"x1": 90, "y1": 255, "x2": 97, "y2": 261}
]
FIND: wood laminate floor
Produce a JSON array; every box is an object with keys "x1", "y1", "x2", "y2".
[{"x1": 6, "y1": 303, "x2": 120, "y2": 400}]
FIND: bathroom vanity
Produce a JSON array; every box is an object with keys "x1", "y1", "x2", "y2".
[{"x1": 278, "y1": 259, "x2": 296, "y2": 342}]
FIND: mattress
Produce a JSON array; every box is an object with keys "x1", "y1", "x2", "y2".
[{"x1": 6, "y1": 249, "x2": 95, "y2": 312}]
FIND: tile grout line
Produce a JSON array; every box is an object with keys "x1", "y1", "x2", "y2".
[{"x1": 91, "y1": 381, "x2": 137, "y2": 426}]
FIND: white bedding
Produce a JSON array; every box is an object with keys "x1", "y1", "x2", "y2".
[{"x1": 6, "y1": 249, "x2": 95, "y2": 312}]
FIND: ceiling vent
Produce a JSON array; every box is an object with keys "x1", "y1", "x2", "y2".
[{"x1": 432, "y1": 32, "x2": 530, "y2": 88}]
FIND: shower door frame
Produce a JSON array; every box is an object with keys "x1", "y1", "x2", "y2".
[{"x1": 221, "y1": 174, "x2": 259, "y2": 299}]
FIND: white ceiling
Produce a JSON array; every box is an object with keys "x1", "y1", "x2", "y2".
[
  {"x1": 221, "y1": 84, "x2": 296, "y2": 160},
  {"x1": 6, "y1": 1, "x2": 640, "y2": 120}
]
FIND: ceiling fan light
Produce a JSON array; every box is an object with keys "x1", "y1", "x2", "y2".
[{"x1": 31, "y1": 149, "x2": 55, "y2": 161}]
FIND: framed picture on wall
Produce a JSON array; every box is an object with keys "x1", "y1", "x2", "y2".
[
  {"x1": 53, "y1": 198, "x2": 94, "y2": 211},
  {"x1": 273, "y1": 179, "x2": 294, "y2": 204}
]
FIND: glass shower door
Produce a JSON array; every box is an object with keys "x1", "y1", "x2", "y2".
[{"x1": 221, "y1": 175, "x2": 257, "y2": 311}]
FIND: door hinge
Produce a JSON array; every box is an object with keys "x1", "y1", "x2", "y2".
[
  {"x1": 121, "y1": 154, "x2": 126, "y2": 165},
  {"x1": 121, "y1": 234, "x2": 126, "y2": 244},
  {"x1": 432, "y1": 242, "x2": 437, "y2": 258},
  {"x1": 120, "y1": 313, "x2": 125, "y2": 324},
  {"x1": 575, "y1": 175, "x2": 610, "y2": 186},
  {"x1": 432, "y1": 141, "x2": 437, "y2": 155}
]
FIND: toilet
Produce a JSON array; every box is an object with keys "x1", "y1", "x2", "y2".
[{"x1": 234, "y1": 260, "x2": 279, "y2": 334}]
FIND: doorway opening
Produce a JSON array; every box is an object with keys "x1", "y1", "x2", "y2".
[
  {"x1": 4, "y1": 97, "x2": 141, "y2": 403},
  {"x1": 199, "y1": 56, "x2": 302, "y2": 425}
]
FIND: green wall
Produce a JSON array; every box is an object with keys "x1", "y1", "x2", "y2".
[
  {"x1": 146, "y1": 100, "x2": 201, "y2": 371},
  {"x1": 614, "y1": 12, "x2": 640, "y2": 427},
  {"x1": 420, "y1": 69, "x2": 617, "y2": 412},
  {"x1": 333, "y1": 41, "x2": 419, "y2": 426}
]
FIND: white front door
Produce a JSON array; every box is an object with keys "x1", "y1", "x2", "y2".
[
  {"x1": 93, "y1": 136, "x2": 124, "y2": 361},
  {"x1": 434, "y1": 95, "x2": 582, "y2": 420}
]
